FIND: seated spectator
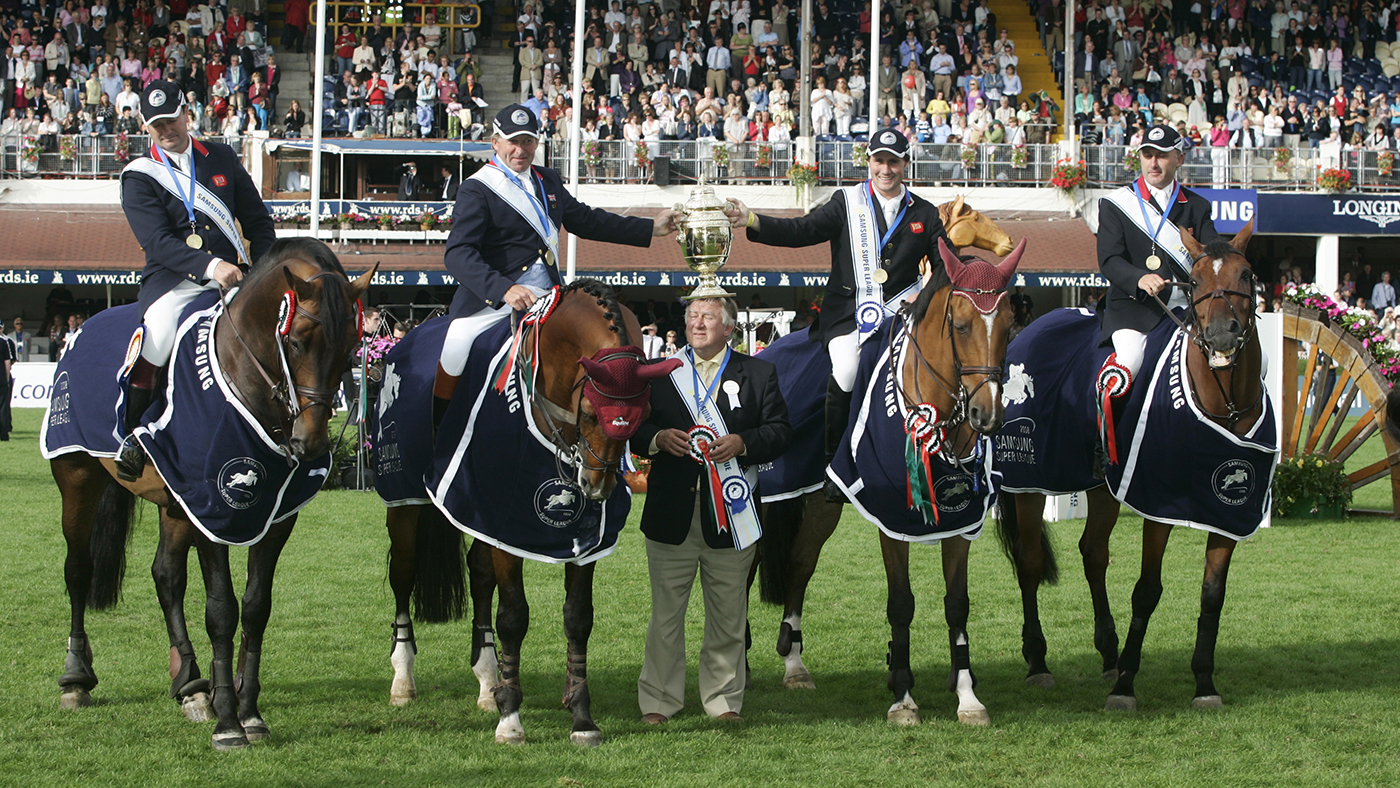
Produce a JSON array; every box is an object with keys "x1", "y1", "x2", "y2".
[
  {"x1": 283, "y1": 99, "x2": 306, "y2": 137},
  {"x1": 114, "y1": 105, "x2": 141, "y2": 135}
]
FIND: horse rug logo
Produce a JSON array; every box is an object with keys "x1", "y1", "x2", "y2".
[
  {"x1": 933, "y1": 474, "x2": 976, "y2": 513},
  {"x1": 219, "y1": 457, "x2": 267, "y2": 510},
  {"x1": 48, "y1": 371, "x2": 72, "y2": 428},
  {"x1": 1212, "y1": 460, "x2": 1255, "y2": 506},
  {"x1": 378, "y1": 362, "x2": 401, "y2": 421},
  {"x1": 534, "y1": 478, "x2": 586, "y2": 529},
  {"x1": 1002, "y1": 362, "x2": 1034, "y2": 405}
]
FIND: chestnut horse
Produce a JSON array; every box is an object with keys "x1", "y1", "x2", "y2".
[
  {"x1": 753, "y1": 199, "x2": 1016, "y2": 692},
  {"x1": 50, "y1": 238, "x2": 372, "y2": 750},
  {"x1": 997, "y1": 220, "x2": 1268, "y2": 711},
  {"x1": 384, "y1": 280, "x2": 675, "y2": 747}
]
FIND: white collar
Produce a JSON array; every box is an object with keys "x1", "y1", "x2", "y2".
[
  {"x1": 1144, "y1": 178, "x2": 1176, "y2": 212},
  {"x1": 872, "y1": 185, "x2": 906, "y2": 214},
  {"x1": 161, "y1": 141, "x2": 193, "y2": 172}
]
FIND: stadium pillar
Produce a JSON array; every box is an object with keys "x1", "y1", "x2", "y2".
[
  {"x1": 310, "y1": 0, "x2": 328, "y2": 233},
  {"x1": 565, "y1": 0, "x2": 586, "y2": 284},
  {"x1": 1315, "y1": 234, "x2": 1339, "y2": 295}
]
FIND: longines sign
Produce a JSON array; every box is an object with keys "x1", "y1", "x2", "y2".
[{"x1": 1256, "y1": 194, "x2": 1400, "y2": 234}]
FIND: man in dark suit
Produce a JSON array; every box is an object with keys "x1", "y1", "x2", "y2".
[
  {"x1": 438, "y1": 164, "x2": 460, "y2": 201},
  {"x1": 634, "y1": 296, "x2": 792, "y2": 723},
  {"x1": 115, "y1": 80, "x2": 275, "y2": 480},
  {"x1": 397, "y1": 162, "x2": 424, "y2": 199},
  {"x1": 1097, "y1": 123, "x2": 1220, "y2": 389},
  {"x1": 433, "y1": 104, "x2": 682, "y2": 428},
  {"x1": 726, "y1": 128, "x2": 956, "y2": 502}
]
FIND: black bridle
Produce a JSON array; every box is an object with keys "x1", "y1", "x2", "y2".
[
  {"x1": 895, "y1": 282, "x2": 1010, "y2": 464},
  {"x1": 218, "y1": 270, "x2": 349, "y2": 454},
  {"x1": 1152, "y1": 252, "x2": 1264, "y2": 428}
]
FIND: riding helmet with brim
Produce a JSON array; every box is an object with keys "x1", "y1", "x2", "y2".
[
  {"x1": 140, "y1": 79, "x2": 186, "y2": 125},
  {"x1": 868, "y1": 127, "x2": 911, "y2": 158},
  {"x1": 494, "y1": 103, "x2": 541, "y2": 140}
]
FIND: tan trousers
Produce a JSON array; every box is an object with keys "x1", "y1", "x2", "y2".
[{"x1": 638, "y1": 503, "x2": 757, "y2": 719}]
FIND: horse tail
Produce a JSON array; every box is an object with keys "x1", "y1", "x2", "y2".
[
  {"x1": 758, "y1": 496, "x2": 804, "y2": 606},
  {"x1": 88, "y1": 478, "x2": 137, "y2": 610},
  {"x1": 412, "y1": 505, "x2": 467, "y2": 623},
  {"x1": 995, "y1": 494, "x2": 1059, "y2": 587}
]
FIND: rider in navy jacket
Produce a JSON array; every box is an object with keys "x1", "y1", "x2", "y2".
[{"x1": 115, "y1": 79, "x2": 275, "y2": 481}]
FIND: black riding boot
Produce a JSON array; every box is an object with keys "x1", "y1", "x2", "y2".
[
  {"x1": 823, "y1": 376, "x2": 854, "y2": 503},
  {"x1": 431, "y1": 363, "x2": 460, "y2": 440},
  {"x1": 115, "y1": 382, "x2": 156, "y2": 482}
]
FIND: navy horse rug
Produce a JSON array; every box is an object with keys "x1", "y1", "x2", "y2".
[
  {"x1": 753, "y1": 326, "x2": 832, "y2": 502},
  {"x1": 373, "y1": 317, "x2": 632, "y2": 564},
  {"x1": 828, "y1": 316, "x2": 997, "y2": 543},
  {"x1": 41, "y1": 292, "x2": 330, "y2": 546}
]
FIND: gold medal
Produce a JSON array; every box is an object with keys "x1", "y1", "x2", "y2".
[
  {"x1": 873, "y1": 268, "x2": 889, "y2": 284},
  {"x1": 545, "y1": 248, "x2": 556, "y2": 266},
  {"x1": 186, "y1": 233, "x2": 204, "y2": 249},
  {"x1": 1145, "y1": 254, "x2": 1161, "y2": 271}
]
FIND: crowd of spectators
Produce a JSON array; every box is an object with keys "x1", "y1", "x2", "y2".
[
  {"x1": 1, "y1": 0, "x2": 300, "y2": 145},
  {"x1": 1045, "y1": 0, "x2": 1400, "y2": 157}
]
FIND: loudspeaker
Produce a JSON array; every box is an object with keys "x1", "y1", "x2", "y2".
[{"x1": 653, "y1": 155, "x2": 671, "y2": 186}]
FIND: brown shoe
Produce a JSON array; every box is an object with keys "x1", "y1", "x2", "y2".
[
  {"x1": 641, "y1": 712, "x2": 668, "y2": 725},
  {"x1": 717, "y1": 712, "x2": 743, "y2": 722}
]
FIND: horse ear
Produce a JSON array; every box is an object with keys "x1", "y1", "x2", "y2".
[
  {"x1": 1229, "y1": 217, "x2": 1255, "y2": 255},
  {"x1": 349, "y1": 262, "x2": 379, "y2": 300},
  {"x1": 938, "y1": 237, "x2": 964, "y2": 280},
  {"x1": 636, "y1": 357, "x2": 682, "y2": 378},
  {"x1": 1179, "y1": 226, "x2": 1205, "y2": 263},
  {"x1": 282, "y1": 266, "x2": 313, "y2": 298}
]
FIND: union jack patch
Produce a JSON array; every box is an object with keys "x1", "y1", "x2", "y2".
[
  {"x1": 910, "y1": 222, "x2": 924, "y2": 233},
  {"x1": 212, "y1": 174, "x2": 228, "y2": 187}
]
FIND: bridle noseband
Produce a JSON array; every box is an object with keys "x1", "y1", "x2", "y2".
[{"x1": 1152, "y1": 252, "x2": 1263, "y2": 427}]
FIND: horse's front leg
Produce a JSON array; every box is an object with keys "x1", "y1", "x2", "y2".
[
  {"x1": 192, "y1": 523, "x2": 246, "y2": 750},
  {"x1": 491, "y1": 548, "x2": 528, "y2": 744},
  {"x1": 1106, "y1": 519, "x2": 1171, "y2": 712},
  {"x1": 468, "y1": 538, "x2": 499, "y2": 711},
  {"x1": 234, "y1": 515, "x2": 296, "y2": 742},
  {"x1": 943, "y1": 536, "x2": 988, "y2": 725},
  {"x1": 1190, "y1": 533, "x2": 1238, "y2": 709},
  {"x1": 562, "y1": 561, "x2": 600, "y2": 747},
  {"x1": 152, "y1": 505, "x2": 213, "y2": 722},
  {"x1": 879, "y1": 532, "x2": 919, "y2": 725},
  {"x1": 1081, "y1": 485, "x2": 1122, "y2": 682},
  {"x1": 778, "y1": 494, "x2": 842, "y2": 690},
  {"x1": 385, "y1": 505, "x2": 420, "y2": 706}
]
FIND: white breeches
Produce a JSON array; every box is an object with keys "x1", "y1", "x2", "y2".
[
  {"x1": 140, "y1": 280, "x2": 217, "y2": 366},
  {"x1": 439, "y1": 282, "x2": 548, "y2": 376},
  {"x1": 828, "y1": 328, "x2": 860, "y2": 392}
]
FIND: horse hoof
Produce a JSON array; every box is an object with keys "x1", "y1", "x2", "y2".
[
  {"x1": 1192, "y1": 695, "x2": 1224, "y2": 709},
  {"x1": 1025, "y1": 673, "x2": 1055, "y2": 688},
  {"x1": 180, "y1": 692, "x2": 214, "y2": 722},
  {"x1": 1105, "y1": 695, "x2": 1137, "y2": 712},
  {"x1": 494, "y1": 730, "x2": 525, "y2": 745},
  {"x1": 1102, "y1": 669, "x2": 1119, "y2": 685},
  {"x1": 60, "y1": 686, "x2": 92, "y2": 710},
  {"x1": 957, "y1": 708, "x2": 991, "y2": 726},
  {"x1": 390, "y1": 689, "x2": 417, "y2": 707},
  {"x1": 211, "y1": 731, "x2": 250, "y2": 751},
  {"x1": 477, "y1": 694, "x2": 498, "y2": 712},
  {"x1": 570, "y1": 730, "x2": 603, "y2": 748},
  {"x1": 241, "y1": 717, "x2": 270, "y2": 742},
  {"x1": 887, "y1": 708, "x2": 921, "y2": 726},
  {"x1": 782, "y1": 670, "x2": 816, "y2": 690}
]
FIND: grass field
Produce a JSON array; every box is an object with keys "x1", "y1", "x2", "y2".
[{"x1": 2, "y1": 408, "x2": 1400, "y2": 787}]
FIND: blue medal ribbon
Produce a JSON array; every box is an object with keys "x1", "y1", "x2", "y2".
[
  {"x1": 155, "y1": 145, "x2": 198, "y2": 234},
  {"x1": 492, "y1": 156, "x2": 551, "y2": 232},
  {"x1": 689, "y1": 346, "x2": 731, "y2": 418},
  {"x1": 1134, "y1": 177, "x2": 1182, "y2": 273}
]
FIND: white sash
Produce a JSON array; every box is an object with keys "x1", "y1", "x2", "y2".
[
  {"x1": 843, "y1": 184, "x2": 920, "y2": 345},
  {"x1": 1103, "y1": 182, "x2": 1191, "y2": 281},
  {"x1": 121, "y1": 154, "x2": 252, "y2": 268},
  {"x1": 471, "y1": 162, "x2": 560, "y2": 265},
  {"x1": 669, "y1": 350, "x2": 762, "y2": 550}
]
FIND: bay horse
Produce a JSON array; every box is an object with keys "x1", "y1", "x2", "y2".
[
  {"x1": 825, "y1": 238, "x2": 1024, "y2": 725},
  {"x1": 50, "y1": 238, "x2": 372, "y2": 750},
  {"x1": 997, "y1": 220, "x2": 1268, "y2": 710},
  {"x1": 753, "y1": 198, "x2": 1016, "y2": 692},
  {"x1": 384, "y1": 280, "x2": 675, "y2": 747}
]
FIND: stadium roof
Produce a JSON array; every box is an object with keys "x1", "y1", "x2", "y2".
[{"x1": 270, "y1": 139, "x2": 495, "y2": 159}]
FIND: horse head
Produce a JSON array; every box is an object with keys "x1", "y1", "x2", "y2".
[
  {"x1": 1181, "y1": 218, "x2": 1256, "y2": 370},
  {"x1": 228, "y1": 238, "x2": 374, "y2": 460},
  {"x1": 543, "y1": 281, "x2": 680, "y2": 501},
  {"x1": 939, "y1": 196, "x2": 1016, "y2": 257},
  {"x1": 910, "y1": 237, "x2": 1026, "y2": 436}
]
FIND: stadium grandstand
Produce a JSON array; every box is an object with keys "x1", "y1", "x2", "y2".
[{"x1": 5, "y1": 0, "x2": 1400, "y2": 375}]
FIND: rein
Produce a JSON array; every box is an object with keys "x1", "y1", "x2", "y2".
[
  {"x1": 217, "y1": 270, "x2": 345, "y2": 454},
  {"x1": 1151, "y1": 256, "x2": 1263, "y2": 428}
]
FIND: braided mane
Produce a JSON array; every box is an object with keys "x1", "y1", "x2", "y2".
[{"x1": 562, "y1": 278, "x2": 633, "y2": 346}]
